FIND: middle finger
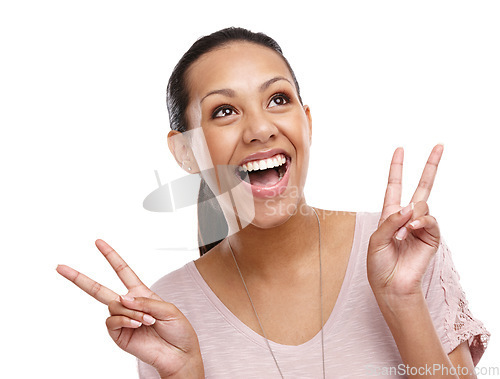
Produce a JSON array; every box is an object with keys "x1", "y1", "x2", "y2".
[
  {"x1": 410, "y1": 144, "x2": 444, "y2": 203},
  {"x1": 95, "y1": 239, "x2": 146, "y2": 291},
  {"x1": 56, "y1": 264, "x2": 118, "y2": 305}
]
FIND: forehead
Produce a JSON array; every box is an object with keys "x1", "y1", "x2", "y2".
[{"x1": 186, "y1": 42, "x2": 293, "y2": 100}]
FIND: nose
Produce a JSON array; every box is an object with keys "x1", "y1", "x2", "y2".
[{"x1": 241, "y1": 109, "x2": 278, "y2": 144}]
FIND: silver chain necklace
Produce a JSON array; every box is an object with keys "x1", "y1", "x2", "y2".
[{"x1": 227, "y1": 207, "x2": 325, "y2": 379}]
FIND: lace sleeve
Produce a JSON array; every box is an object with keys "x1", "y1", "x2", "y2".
[{"x1": 437, "y1": 240, "x2": 490, "y2": 365}]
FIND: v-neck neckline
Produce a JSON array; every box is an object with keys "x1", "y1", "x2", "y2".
[{"x1": 187, "y1": 212, "x2": 365, "y2": 353}]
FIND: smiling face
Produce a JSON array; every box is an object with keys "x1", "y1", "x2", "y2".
[{"x1": 183, "y1": 41, "x2": 312, "y2": 228}]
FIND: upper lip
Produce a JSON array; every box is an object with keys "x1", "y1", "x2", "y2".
[{"x1": 238, "y1": 148, "x2": 290, "y2": 166}]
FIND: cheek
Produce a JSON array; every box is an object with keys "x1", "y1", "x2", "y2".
[
  {"x1": 296, "y1": 112, "x2": 312, "y2": 144},
  {"x1": 280, "y1": 112, "x2": 311, "y2": 150},
  {"x1": 203, "y1": 127, "x2": 236, "y2": 165},
  {"x1": 283, "y1": 113, "x2": 311, "y2": 181}
]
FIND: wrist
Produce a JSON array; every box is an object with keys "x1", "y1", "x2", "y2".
[
  {"x1": 372, "y1": 288, "x2": 425, "y2": 315},
  {"x1": 373, "y1": 287, "x2": 455, "y2": 373},
  {"x1": 159, "y1": 354, "x2": 204, "y2": 379}
]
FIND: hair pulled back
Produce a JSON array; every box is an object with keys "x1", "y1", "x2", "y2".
[{"x1": 166, "y1": 27, "x2": 302, "y2": 256}]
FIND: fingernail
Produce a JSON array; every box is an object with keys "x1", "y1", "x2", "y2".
[
  {"x1": 143, "y1": 314, "x2": 156, "y2": 325},
  {"x1": 395, "y1": 227, "x2": 408, "y2": 241},
  {"x1": 400, "y1": 203, "x2": 414, "y2": 216},
  {"x1": 409, "y1": 220, "x2": 420, "y2": 228},
  {"x1": 130, "y1": 320, "x2": 142, "y2": 327},
  {"x1": 120, "y1": 295, "x2": 134, "y2": 302}
]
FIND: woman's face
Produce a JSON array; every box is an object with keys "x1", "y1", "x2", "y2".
[{"x1": 184, "y1": 41, "x2": 312, "y2": 229}]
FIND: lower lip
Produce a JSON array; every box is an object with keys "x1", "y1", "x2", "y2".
[{"x1": 236, "y1": 157, "x2": 291, "y2": 199}]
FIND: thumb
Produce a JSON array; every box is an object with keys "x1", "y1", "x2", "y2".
[
  {"x1": 119, "y1": 295, "x2": 181, "y2": 321},
  {"x1": 371, "y1": 203, "x2": 414, "y2": 248}
]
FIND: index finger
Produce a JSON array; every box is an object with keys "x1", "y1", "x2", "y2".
[
  {"x1": 56, "y1": 264, "x2": 119, "y2": 305},
  {"x1": 410, "y1": 144, "x2": 444, "y2": 203},
  {"x1": 95, "y1": 239, "x2": 146, "y2": 291},
  {"x1": 380, "y1": 147, "x2": 404, "y2": 224}
]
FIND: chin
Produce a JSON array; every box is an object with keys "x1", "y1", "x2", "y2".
[{"x1": 249, "y1": 198, "x2": 300, "y2": 229}]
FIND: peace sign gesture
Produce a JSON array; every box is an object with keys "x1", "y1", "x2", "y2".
[
  {"x1": 367, "y1": 144, "x2": 444, "y2": 300},
  {"x1": 56, "y1": 239, "x2": 204, "y2": 378}
]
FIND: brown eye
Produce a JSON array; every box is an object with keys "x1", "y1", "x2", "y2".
[
  {"x1": 212, "y1": 105, "x2": 236, "y2": 119},
  {"x1": 268, "y1": 93, "x2": 290, "y2": 108}
]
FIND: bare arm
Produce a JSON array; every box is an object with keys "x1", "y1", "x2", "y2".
[
  {"x1": 367, "y1": 145, "x2": 476, "y2": 378},
  {"x1": 376, "y1": 292, "x2": 476, "y2": 378}
]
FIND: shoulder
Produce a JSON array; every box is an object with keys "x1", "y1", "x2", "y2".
[
  {"x1": 149, "y1": 260, "x2": 221, "y2": 323},
  {"x1": 423, "y1": 238, "x2": 491, "y2": 364},
  {"x1": 149, "y1": 262, "x2": 199, "y2": 304}
]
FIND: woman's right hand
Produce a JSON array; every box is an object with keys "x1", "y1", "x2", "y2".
[{"x1": 56, "y1": 239, "x2": 204, "y2": 379}]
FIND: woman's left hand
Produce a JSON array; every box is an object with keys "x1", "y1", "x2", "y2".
[{"x1": 367, "y1": 144, "x2": 444, "y2": 302}]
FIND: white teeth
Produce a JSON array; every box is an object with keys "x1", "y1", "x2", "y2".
[{"x1": 239, "y1": 153, "x2": 287, "y2": 172}]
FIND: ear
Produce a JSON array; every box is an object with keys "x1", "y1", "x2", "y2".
[
  {"x1": 303, "y1": 105, "x2": 312, "y2": 145},
  {"x1": 167, "y1": 130, "x2": 200, "y2": 173}
]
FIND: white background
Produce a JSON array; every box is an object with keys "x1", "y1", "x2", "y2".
[{"x1": 1, "y1": 0, "x2": 498, "y2": 377}]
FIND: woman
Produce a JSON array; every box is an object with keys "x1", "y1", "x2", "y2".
[{"x1": 57, "y1": 27, "x2": 489, "y2": 378}]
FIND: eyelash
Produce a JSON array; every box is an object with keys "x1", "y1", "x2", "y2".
[
  {"x1": 269, "y1": 92, "x2": 291, "y2": 107},
  {"x1": 211, "y1": 105, "x2": 236, "y2": 119},
  {"x1": 211, "y1": 92, "x2": 292, "y2": 119}
]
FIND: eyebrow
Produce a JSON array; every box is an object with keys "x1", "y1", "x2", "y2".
[
  {"x1": 260, "y1": 76, "x2": 292, "y2": 92},
  {"x1": 200, "y1": 76, "x2": 292, "y2": 104}
]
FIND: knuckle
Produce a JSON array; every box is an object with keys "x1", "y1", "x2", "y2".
[
  {"x1": 72, "y1": 271, "x2": 80, "y2": 284},
  {"x1": 416, "y1": 200, "x2": 428, "y2": 209},
  {"x1": 128, "y1": 296, "x2": 149, "y2": 312},
  {"x1": 387, "y1": 178, "x2": 401, "y2": 185},
  {"x1": 114, "y1": 262, "x2": 129, "y2": 274},
  {"x1": 387, "y1": 211, "x2": 401, "y2": 223},
  {"x1": 129, "y1": 309, "x2": 143, "y2": 320},
  {"x1": 428, "y1": 215, "x2": 438, "y2": 224},
  {"x1": 426, "y1": 158, "x2": 438, "y2": 167},
  {"x1": 89, "y1": 281, "x2": 102, "y2": 297},
  {"x1": 108, "y1": 300, "x2": 120, "y2": 314},
  {"x1": 132, "y1": 296, "x2": 146, "y2": 306},
  {"x1": 412, "y1": 201, "x2": 429, "y2": 215},
  {"x1": 418, "y1": 179, "x2": 432, "y2": 190},
  {"x1": 135, "y1": 297, "x2": 178, "y2": 318},
  {"x1": 102, "y1": 247, "x2": 116, "y2": 257},
  {"x1": 105, "y1": 316, "x2": 114, "y2": 329}
]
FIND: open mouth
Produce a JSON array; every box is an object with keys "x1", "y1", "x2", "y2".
[{"x1": 236, "y1": 153, "x2": 290, "y2": 187}]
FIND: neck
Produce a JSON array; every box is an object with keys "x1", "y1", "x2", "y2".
[{"x1": 226, "y1": 198, "x2": 320, "y2": 280}]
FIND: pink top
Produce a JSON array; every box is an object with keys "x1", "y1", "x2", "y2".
[{"x1": 138, "y1": 212, "x2": 490, "y2": 378}]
